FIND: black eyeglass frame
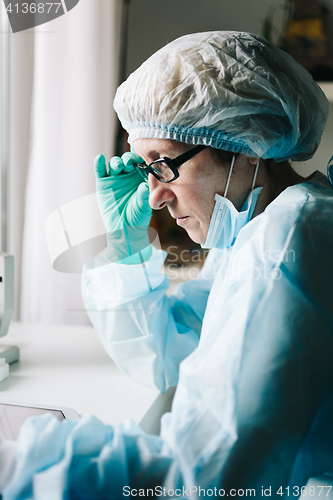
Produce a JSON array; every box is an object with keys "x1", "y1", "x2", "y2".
[{"x1": 135, "y1": 145, "x2": 206, "y2": 183}]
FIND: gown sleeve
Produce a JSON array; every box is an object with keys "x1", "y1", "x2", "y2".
[{"x1": 81, "y1": 245, "x2": 223, "y2": 393}]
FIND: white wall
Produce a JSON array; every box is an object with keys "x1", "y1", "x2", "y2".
[{"x1": 126, "y1": 0, "x2": 332, "y2": 177}]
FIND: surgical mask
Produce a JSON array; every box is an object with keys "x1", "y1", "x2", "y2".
[{"x1": 202, "y1": 156, "x2": 263, "y2": 250}]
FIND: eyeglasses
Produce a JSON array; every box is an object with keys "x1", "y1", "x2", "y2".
[{"x1": 134, "y1": 145, "x2": 206, "y2": 183}]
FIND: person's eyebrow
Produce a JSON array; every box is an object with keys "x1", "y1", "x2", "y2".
[
  {"x1": 141, "y1": 150, "x2": 159, "y2": 164},
  {"x1": 146, "y1": 149, "x2": 179, "y2": 160},
  {"x1": 147, "y1": 150, "x2": 159, "y2": 158}
]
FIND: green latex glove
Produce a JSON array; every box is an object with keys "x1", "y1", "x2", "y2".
[
  {"x1": 94, "y1": 152, "x2": 153, "y2": 264},
  {"x1": 94, "y1": 152, "x2": 152, "y2": 232}
]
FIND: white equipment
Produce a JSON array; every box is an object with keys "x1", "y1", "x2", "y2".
[{"x1": 0, "y1": 253, "x2": 18, "y2": 365}]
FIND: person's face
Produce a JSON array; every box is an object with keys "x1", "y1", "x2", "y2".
[{"x1": 133, "y1": 139, "x2": 258, "y2": 244}]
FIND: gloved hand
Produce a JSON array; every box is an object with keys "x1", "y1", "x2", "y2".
[
  {"x1": 94, "y1": 152, "x2": 152, "y2": 232},
  {"x1": 94, "y1": 152, "x2": 153, "y2": 264}
]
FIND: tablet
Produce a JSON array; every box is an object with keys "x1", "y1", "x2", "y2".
[{"x1": 0, "y1": 400, "x2": 80, "y2": 440}]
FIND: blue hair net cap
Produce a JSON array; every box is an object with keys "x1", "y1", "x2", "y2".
[{"x1": 114, "y1": 31, "x2": 329, "y2": 162}]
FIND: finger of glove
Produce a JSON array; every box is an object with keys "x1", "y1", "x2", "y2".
[
  {"x1": 94, "y1": 154, "x2": 107, "y2": 179},
  {"x1": 109, "y1": 156, "x2": 124, "y2": 175},
  {"x1": 126, "y1": 182, "x2": 152, "y2": 227},
  {"x1": 121, "y1": 152, "x2": 144, "y2": 173},
  {"x1": 136, "y1": 181, "x2": 151, "y2": 211}
]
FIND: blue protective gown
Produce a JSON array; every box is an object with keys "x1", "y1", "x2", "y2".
[{"x1": 3, "y1": 172, "x2": 333, "y2": 499}]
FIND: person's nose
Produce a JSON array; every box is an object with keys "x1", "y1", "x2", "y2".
[{"x1": 148, "y1": 174, "x2": 176, "y2": 209}]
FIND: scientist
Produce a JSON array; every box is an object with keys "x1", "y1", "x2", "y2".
[{"x1": 1, "y1": 31, "x2": 333, "y2": 499}]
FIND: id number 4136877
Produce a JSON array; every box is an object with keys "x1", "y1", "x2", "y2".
[{"x1": 5, "y1": 3, "x2": 62, "y2": 14}]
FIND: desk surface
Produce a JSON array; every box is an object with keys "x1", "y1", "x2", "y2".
[{"x1": 0, "y1": 322, "x2": 159, "y2": 426}]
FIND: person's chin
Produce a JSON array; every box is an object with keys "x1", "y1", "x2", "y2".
[{"x1": 184, "y1": 227, "x2": 205, "y2": 245}]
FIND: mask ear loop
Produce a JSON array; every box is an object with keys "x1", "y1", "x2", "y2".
[
  {"x1": 251, "y1": 159, "x2": 260, "y2": 190},
  {"x1": 224, "y1": 155, "x2": 236, "y2": 198}
]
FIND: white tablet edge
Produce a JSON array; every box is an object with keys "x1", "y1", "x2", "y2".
[{"x1": 0, "y1": 398, "x2": 80, "y2": 420}]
